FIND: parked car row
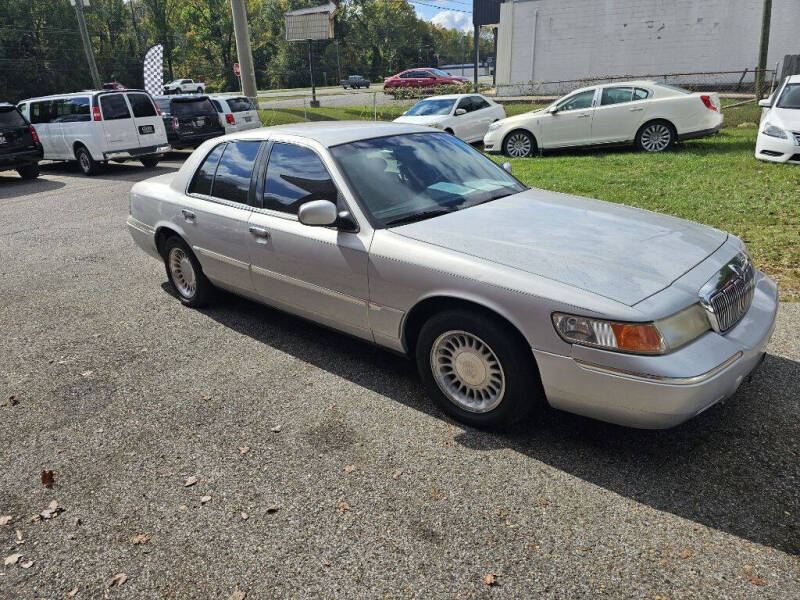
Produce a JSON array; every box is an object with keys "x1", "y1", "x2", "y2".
[{"x1": 1, "y1": 88, "x2": 261, "y2": 178}]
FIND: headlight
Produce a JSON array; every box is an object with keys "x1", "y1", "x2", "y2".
[
  {"x1": 552, "y1": 304, "x2": 709, "y2": 355},
  {"x1": 487, "y1": 122, "x2": 502, "y2": 132},
  {"x1": 762, "y1": 123, "x2": 788, "y2": 139}
]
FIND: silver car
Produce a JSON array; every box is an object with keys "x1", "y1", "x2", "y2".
[{"x1": 127, "y1": 122, "x2": 778, "y2": 429}]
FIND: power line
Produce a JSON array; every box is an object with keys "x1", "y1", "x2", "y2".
[{"x1": 408, "y1": 1, "x2": 472, "y2": 14}]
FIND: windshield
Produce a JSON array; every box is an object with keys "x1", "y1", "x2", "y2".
[
  {"x1": 405, "y1": 98, "x2": 456, "y2": 116},
  {"x1": 776, "y1": 84, "x2": 800, "y2": 109},
  {"x1": 330, "y1": 132, "x2": 526, "y2": 228}
]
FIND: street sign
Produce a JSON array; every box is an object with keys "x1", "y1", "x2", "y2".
[{"x1": 233, "y1": 62, "x2": 241, "y2": 77}]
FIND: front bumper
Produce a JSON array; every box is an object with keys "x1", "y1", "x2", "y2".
[
  {"x1": 533, "y1": 271, "x2": 779, "y2": 429},
  {"x1": 755, "y1": 131, "x2": 800, "y2": 164},
  {"x1": 104, "y1": 144, "x2": 170, "y2": 160},
  {"x1": 483, "y1": 129, "x2": 503, "y2": 154}
]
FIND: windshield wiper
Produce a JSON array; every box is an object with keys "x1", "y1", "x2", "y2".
[{"x1": 385, "y1": 208, "x2": 453, "y2": 227}]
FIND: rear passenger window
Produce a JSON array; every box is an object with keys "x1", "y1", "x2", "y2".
[
  {"x1": 263, "y1": 143, "x2": 337, "y2": 215},
  {"x1": 212, "y1": 141, "x2": 262, "y2": 204},
  {"x1": 472, "y1": 96, "x2": 490, "y2": 110},
  {"x1": 633, "y1": 88, "x2": 649, "y2": 101},
  {"x1": 127, "y1": 93, "x2": 157, "y2": 117},
  {"x1": 188, "y1": 143, "x2": 225, "y2": 196},
  {"x1": 601, "y1": 87, "x2": 635, "y2": 106},
  {"x1": 100, "y1": 94, "x2": 131, "y2": 120},
  {"x1": 227, "y1": 98, "x2": 253, "y2": 112}
]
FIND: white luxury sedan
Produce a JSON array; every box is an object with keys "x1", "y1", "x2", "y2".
[
  {"x1": 483, "y1": 80, "x2": 723, "y2": 157},
  {"x1": 755, "y1": 75, "x2": 800, "y2": 164},
  {"x1": 394, "y1": 94, "x2": 506, "y2": 143}
]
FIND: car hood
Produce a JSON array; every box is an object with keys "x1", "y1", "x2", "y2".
[
  {"x1": 768, "y1": 107, "x2": 800, "y2": 129},
  {"x1": 390, "y1": 189, "x2": 727, "y2": 306},
  {"x1": 394, "y1": 115, "x2": 449, "y2": 126}
]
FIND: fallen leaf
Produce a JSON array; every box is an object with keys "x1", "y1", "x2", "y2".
[
  {"x1": 228, "y1": 585, "x2": 247, "y2": 600},
  {"x1": 238, "y1": 446, "x2": 250, "y2": 455},
  {"x1": 270, "y1": 424, "x2": 282, "y2": 433},
  {"x1": 4, "y1": 553, "x2": 22, "y2": 566},
  {"x1": 391, "y1": 469, "x2": 404, "y2": 480},
  {"x1": 744, "y1": 568, "x2": 767, "y2": 586},
  {"x1": 15, "y1": 529, "x2": 23, "y2": 543},
  {"x1": 132, "y1": 533, "x2": 151, "y2": 545},
  {"x1": 41, "y1": 470, "x2": 55, "y2": 488},
  {"x1": 7, "y1": 395, "x2": 19, "y2": 406},
  {"x1": 184, "y1": 476, "x2": 198, "y2": 487},
  {"x1": 81, "y1": 370, "x2": 93, "y2": 377},
  {"x1": 107, "y1": 573, "x2": 128, "y2": 587},
  {"x1": 678, "y1": 549, "x2": 692, "y2": 560},
  {"x1": 266, "y1": 504, "x2": 280, "y2": 514},
  {"x1": 202, "y1": 395, "x2": 212, "y2": 401},
  {"x1": 338, "y1": 501, "x2": 350, "y2": 514},
  {"x1": 73, "y1": 517, "x2": 82, "y2": 528},
  {"x1": 0, "y1": 515, "x2": 12, "y2": 526},
  {"x1": 21, "y1": 560, "x2": 34, "y2": 569},
  {"x1": 538, "y1": 499, "x2": 549, "y2": 507},
  {"x1": 200, "y1": 495, "x2": 211, "y2": 505},
  {"x1": 40, "y1": 500, "x2": 64, "y2": 520},
  {"x1": 480, "y1": 572, "x2": 500, "y2": 586},
  {"x1": 344, "y1": 464, "x2": 356, "y2": 474},
  {"x1": 68, "y1": 587, "x2": 79, "y2": 597},
  {"x1": 240, "y1": 512, "x2": 249, "y2": 520}
]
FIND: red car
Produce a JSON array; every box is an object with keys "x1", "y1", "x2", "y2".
[{"x1": 383, "y1": 68, "x2": 468, "y2": 93}]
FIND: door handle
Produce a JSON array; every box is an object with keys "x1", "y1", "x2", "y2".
[
  {"x1": 577, "y1": 113, "x2": 592, "y2": 118},
  {"x1": 629, "y1": 107, "x2": 645, "y2": 112},
  {"x1": 249, "y1": 226, "x2": 270, "y2": 239},
  {"x1": 181, "y1": 209, "x2": 195, "y2": 221}
]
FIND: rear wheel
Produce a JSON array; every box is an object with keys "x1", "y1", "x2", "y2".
[
  {"x1": 636, "y1": 120, "x2": 675, "y2": 153},
  {"x1": 75, "y1": 145, "x2": 99, "y2": 176},
  {"x1": 163, "y1": 236, "x2": 214, "y2": 307},
  {"x1": 415, "y1": 309, "x2": 543, "y2": 428},
  {"x1": 17, "y1": 163, "x2": 39, "y2": 180},
  {"x1": 141, "y1": 156, "x2": 159, "y2": 168},
  {"x1": 196, "y1": 87, "x2": 202, "y2": 94},
  {"x1": 503, "y1": 130, "x2": 536, "y2": 158}
]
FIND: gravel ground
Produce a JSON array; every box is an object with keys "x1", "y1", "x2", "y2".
[{"x1": 0, "y1": 159, "x2": 798, "y2": 599}]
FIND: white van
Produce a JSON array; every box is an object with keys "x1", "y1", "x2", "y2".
[
  {"x1": 208, "y1": 96, "x2": 261, "y2": 134},
  {"x1": 17, "y1": 90, "x2": 170, "y2": 176}
]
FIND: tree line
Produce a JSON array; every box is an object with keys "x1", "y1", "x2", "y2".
[{"x1": 0, "y1": 0, "x2": 493, "y2": 101}]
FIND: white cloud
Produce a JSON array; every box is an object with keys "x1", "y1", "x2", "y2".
[{"x1": 430, "y1": 11, "x2": 472, "y2": 33}]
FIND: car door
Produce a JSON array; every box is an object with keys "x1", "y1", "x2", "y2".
[
  {"x1": 467, "y1": 96, "x2": 497, "y2": 141},
  {"x1": 591, "y1": 86, "x2": 650, "y2": 144},
  {"x1": 98, "y1": 93, "x2": 139, "y2": 152},
  {"x1": 537, "y1": 89, "x2": 597, "y2": 148},
  {"x1": 29, "y1": 99, "x2": 67, "y2": 158},
  {"x1": 55, "y1": 96, "x2": 91, "y2": 157},
  {"x1": 181, "y1": 140, "x2": 262, "y2": 293},
  {"x1": 125, "y1": 92, "x2": 168, "y2": 148},
  {"x1": 246, "y1": 141, "x2": 371, "y2": 339}
]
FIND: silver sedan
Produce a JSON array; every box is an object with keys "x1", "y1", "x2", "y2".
[{"x1": 127, "y1": 122, "x2": 777, "y2": 429}]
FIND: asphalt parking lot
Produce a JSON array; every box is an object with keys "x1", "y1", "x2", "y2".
[{"x1": 1, "y1": 158, "x2": 798, "y2": 599}]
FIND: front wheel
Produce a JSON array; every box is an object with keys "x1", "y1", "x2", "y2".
[
  {"x1": 196, "y1": 87, "x2": 203, "y2": 94},
  {"x1": 17, "y1": 163, "x2": 40, "y2": 180},
  {"x1": 163, "y1": 236, "x2": 214, "y2": 307},
  {"x1": 416, "y1": 310, "x2": 543, "y2": 428},
  {"x1": 502, "y1": 130, "x2": 536, "y2": 158},
  {"x1": 636, "y1": 121, "x2": 675, "y2": 153},
  {"x1": 141, "y1": 156, "x2": 159, "y2": 168}
]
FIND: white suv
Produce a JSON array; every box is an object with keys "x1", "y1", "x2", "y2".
[
  {"x1": 209, "y1": 96, "x2": 262, "y2": 134},
  {"x1": 17, "y1": 90, "x2": 170, "y2": 176}
]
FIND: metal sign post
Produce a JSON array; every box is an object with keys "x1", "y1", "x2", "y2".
[{"x1": 308, "y1": 41, "x2": 319, "y2": 107}]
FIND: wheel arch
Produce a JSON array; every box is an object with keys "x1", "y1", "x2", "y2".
[{"x1": 154, "y1": 224, "x2": 186, "y2": 258}]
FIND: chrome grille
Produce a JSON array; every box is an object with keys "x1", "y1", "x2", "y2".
[{"x1": 699, "y1": 253, "x2": 756, "y2": 333}]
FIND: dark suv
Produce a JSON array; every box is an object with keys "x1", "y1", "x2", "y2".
[
  {"x1": 0, "y1": 103, "x2": 43, "y2": 180},
  {"x1": 153, "y1": 95, "x2": 224, "y2": 149}
]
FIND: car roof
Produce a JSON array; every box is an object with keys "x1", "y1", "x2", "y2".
[
  {"x1": 413, "y1": 93, "x2": 486, "y2": 101},
  {"x1": 19, "y1": 89, "x2": 149, "y2": 103},
  {"x1": 226, "y1": 120, "x2": 435, "y2": 147},
  {"x1": 565, "y1": 80, "x2": 661, "y2": 95}
]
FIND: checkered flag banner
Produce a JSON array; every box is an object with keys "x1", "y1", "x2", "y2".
[{"x1": 143, "y1": 44, "x2": 163, "y2": 97}]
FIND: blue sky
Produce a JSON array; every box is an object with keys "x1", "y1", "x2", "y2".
[{"x1": 411, "y1": 1, "x2": 473, "y2": 32}]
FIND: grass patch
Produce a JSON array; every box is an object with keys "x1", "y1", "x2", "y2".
[{"x1": 259, "y1": 101, "x2": 799, "y2": 299}]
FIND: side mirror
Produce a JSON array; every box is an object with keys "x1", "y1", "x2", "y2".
[
  {"x1": 548, "y1": 106, "x2": 559, "y2": 114},
  {"x1": 455, "y1": 108, "x2": 467, "y2": 116},
  {"x1": 502, "y1": 162, "x2": 512, "y2": 173},
  {"x1": 298, "y1": 199, "x2": 337, "y2": 227},
  {"x1": 758, "y1": 98, "x2": 772, "y2": 108}
]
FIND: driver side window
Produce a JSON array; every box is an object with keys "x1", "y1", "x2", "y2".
[
  {"x1": 262, "y1": 143, "x2": 338, "y2": 215},
  {"x1": 557, "y1": 90, "x2": 596, "y2": 112}
]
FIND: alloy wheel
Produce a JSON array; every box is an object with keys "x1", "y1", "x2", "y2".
[
  {"x1": 430, "y1": 330, "x2": 506, "y2": 413},
  {"x1": 640, "y1": 123, "x2": 672, "y2": 152},
  {"x1": 505, "y1": 132, "x2": 532, "y2": 158}
]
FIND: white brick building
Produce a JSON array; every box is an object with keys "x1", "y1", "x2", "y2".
[{"x1": 495, "y1": 0, "x2": 800, "y2": 95}]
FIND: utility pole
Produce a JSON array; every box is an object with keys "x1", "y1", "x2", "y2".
[
  {"x1": 473, "y1": 25, "x2": 479, "y2": 93},
  {"x1": 230, "y1": 0, "x2": 258, "y2": 101},
  {"x1": 72, "y1": 0, "x2": 101, "y2": 89},
  {"x1": 755, "y1": 0, "x2": 773, "y2": 99},
  {"x1": 335, "y1": 40, "x2": 342, "y2": 82}
]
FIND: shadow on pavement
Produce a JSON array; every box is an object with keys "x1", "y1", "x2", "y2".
[
  {"x1": 0, "y1": 175, "x2": 66, "y2": 199},
  {"x1": 178, "y1": 285, "x2": 799, "y2": 556},
  {"x1": 39, "y1": 156, "x2": 184, "y2": 183}
]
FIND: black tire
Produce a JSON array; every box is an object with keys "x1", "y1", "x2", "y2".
[
  {"x1": 635, "y1": 120, "x2": 675, "y2": 153},
  {"x1": 75, "y1": 145, "x2": 99, "y2": 176},
  {"x1": 17, "y1": 163, "x2": 40, "y2": 180},
  {"x1": 196, "y1": 87, "x2": 202, "y2": 94},
  {"x1": 141, "y1": 156, "x2": 159, "y2": 168},
  {"x1": 415, "y1": 309, "x2": 544, "y2": 428},
  {"x1": 444, "y1": 128, "x2": 455, "y2": 135},
  {"x1": 162, "y1": 236, "x2": 214, "y2": 308},
  {"x1": 502, "y1": 129, "x2": 536, "y2": 158}
]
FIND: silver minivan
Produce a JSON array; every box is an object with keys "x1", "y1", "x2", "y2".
[{"x1": 17, "y1": 90, "x2": 170, "y2": 175}]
